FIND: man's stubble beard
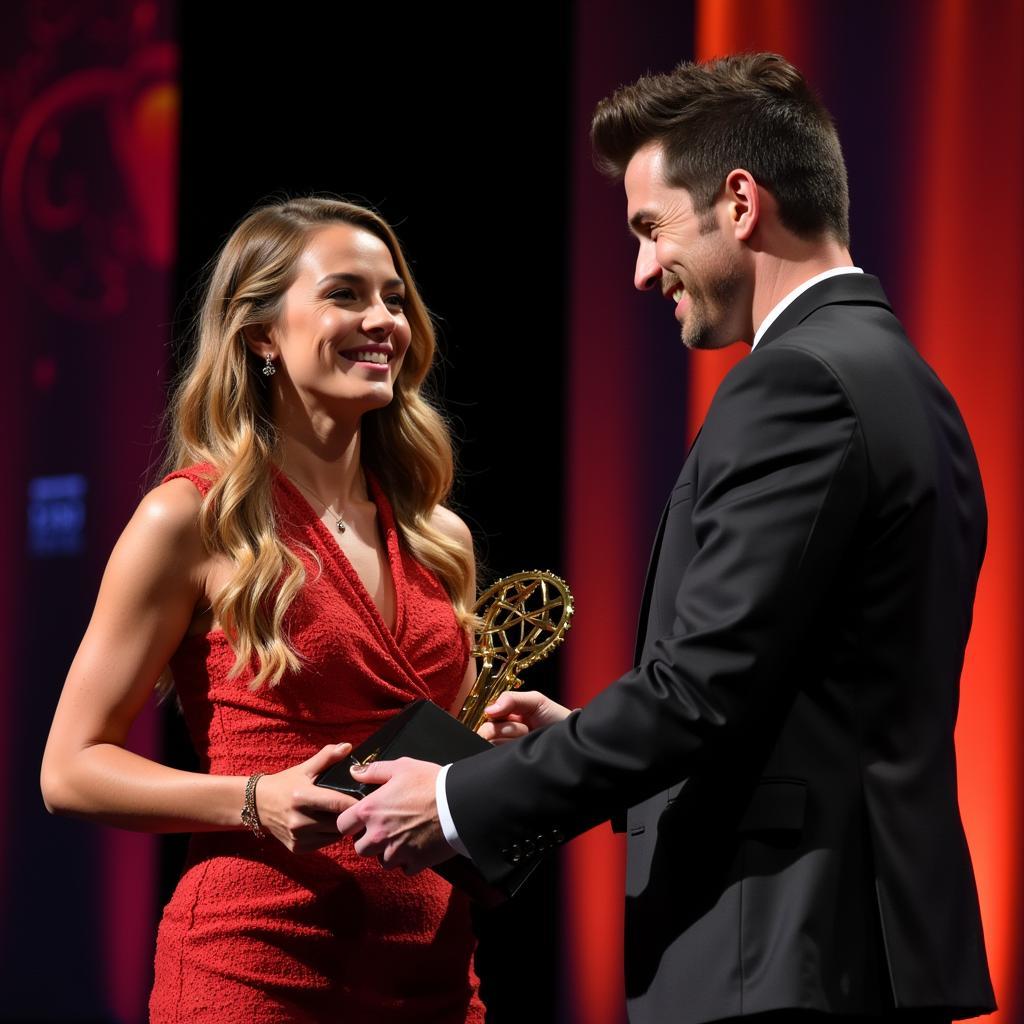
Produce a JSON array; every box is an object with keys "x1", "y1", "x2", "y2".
[
  {"x1": 680, "y1": 265, "x2": 746, "y2": 351},
  {"x1": 679, "y1": 223, "x2": 747, "y2": 352}
]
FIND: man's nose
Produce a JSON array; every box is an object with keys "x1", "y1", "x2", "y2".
[{"x1": 633, "y1": 240, "x2": 662, "y2": 292}]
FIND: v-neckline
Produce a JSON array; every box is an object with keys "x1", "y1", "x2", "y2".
[{"x1": 271, "y1": 465, "x2": 405, "y2": 642}]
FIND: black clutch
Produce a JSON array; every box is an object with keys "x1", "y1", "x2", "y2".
[{"x1": 315, "y1": 699, "x2": 541, "y2": 906}]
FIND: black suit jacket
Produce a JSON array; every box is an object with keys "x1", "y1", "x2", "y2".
[{"x1": 447, "y1": 274, "x2": 996, "y2": 1023}]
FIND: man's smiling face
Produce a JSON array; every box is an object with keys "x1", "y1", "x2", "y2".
[{"x1": 624, "y1": 143, "x2": 750, "y2": 351}]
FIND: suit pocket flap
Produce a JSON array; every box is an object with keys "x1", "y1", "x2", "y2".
[{"x1": 737, "y1": 778, "x2": 807, "y2": 834}]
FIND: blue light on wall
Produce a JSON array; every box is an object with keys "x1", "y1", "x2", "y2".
[{"x1": 28, "y1": 474, "x2": 87, "y2": 556}]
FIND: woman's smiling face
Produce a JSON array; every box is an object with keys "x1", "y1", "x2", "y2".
[{"x1": 265, "y1": 222, "x2": 411, "y2": 416}]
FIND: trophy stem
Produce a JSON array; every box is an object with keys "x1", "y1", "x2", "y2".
[{"x1": 459, "y1": 657, "x2": 495, "y2": 732}]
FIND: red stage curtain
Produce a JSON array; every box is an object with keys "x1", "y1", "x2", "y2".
[{"x1": 899, "y1": 3, "x2": 1023, "y2": 1019}]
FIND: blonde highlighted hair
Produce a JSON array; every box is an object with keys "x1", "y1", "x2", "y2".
[{"x1": 161, "y1": 196, "x2": 475, "y2": 689}]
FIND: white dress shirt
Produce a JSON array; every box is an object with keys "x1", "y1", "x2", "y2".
[
  {"x1": 752, "y1": 266, "x2": 863, "y2": 349},
  {"x1": 437, "y1": 265, "x2": 865, "y2": 859},
  {"x1": 436, "y1": 762, "x2": 470, "y2": 856}
]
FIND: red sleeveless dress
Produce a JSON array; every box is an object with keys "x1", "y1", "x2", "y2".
[{"x1": 148, "y1": 463, "x2": 485, "y2": 1024}]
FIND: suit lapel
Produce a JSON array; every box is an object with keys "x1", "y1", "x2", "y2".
[
  {"x1": 632, "y1": 426, "x2": 703, "y2": 664},
  {"x1": 633, "y1": 502, "x2": 671, "y2": 665}
]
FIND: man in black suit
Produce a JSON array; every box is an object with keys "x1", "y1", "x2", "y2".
[{"x1": 338, "y1": 53, "x2": 995, "y2": 1023}]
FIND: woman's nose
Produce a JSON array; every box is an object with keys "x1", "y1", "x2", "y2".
[{"x1": 362, "y1": 297, "x2": 397, "y2": 334}]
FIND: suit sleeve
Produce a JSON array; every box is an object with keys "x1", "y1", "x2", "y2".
[{"x1": 447, "y1": 344, "x2": 868, "y2": 885}]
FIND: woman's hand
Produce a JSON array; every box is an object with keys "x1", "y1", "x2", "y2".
[
  {"x1": 255, "y1": 743, "x2": 359, "y2": 853},
  {"x1": 476, "y1": 690, "x2": 573, "y2": 745}
]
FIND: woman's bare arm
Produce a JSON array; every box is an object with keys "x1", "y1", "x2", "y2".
[
  {"x1": 429, "y1": 506, "x2": 480, "y2": 719},
  {"x1": 40, "y1": 478, "x2": 354, "y2": 850}
]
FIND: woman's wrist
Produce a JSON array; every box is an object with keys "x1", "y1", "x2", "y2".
[{"x1": 240, "y1": 773, "x2": 266, "y2": 837}]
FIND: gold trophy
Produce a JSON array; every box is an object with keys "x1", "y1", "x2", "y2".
[{"x1": 460, "y1": 570, "x2": 574, "y2": 731}]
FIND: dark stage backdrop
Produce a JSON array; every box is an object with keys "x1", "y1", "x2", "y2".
[{"x1": 1, "y1": 2, "x2": 1021, "y2": 1023}]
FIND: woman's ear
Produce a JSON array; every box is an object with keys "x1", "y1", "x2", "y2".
[{"x1": 242, "y1": 324, "x2": 274, "y2": 359}]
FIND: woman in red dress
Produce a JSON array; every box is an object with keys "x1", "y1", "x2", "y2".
[{"x1": 41, "y1": 197, "x2": 490, "y2": 1022}]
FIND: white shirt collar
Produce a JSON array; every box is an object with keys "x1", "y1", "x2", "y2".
[{"x1": 751, "y1": 267, "x2": 864, "y2": 350}]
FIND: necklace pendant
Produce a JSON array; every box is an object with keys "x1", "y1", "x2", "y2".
[{"x1": 336, "y1": 518, "x2": 346, "y2": 533}]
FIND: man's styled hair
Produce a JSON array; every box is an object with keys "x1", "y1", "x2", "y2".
[{"x1": 591, "y1": 52, "x2": 850, "y2": 246}]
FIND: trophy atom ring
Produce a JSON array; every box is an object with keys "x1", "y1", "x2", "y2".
[{"x1": 458, "y1": 570, "x2": 574, "y2": 732}]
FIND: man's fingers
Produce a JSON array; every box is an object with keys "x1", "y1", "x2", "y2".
[
  {"x1": 349, "y1": 759, "x2": 397, "y2": 785},
  {"x1": 300, "y1": 742, "x2": 353, "y2": 777},
  {"x1": 484, "y1": 691, "x2": 545, "y2": 720},
  {"x1": 478, "y1": 720, "x2": 529, "y2": 743},
  {"x1": 336, "y1": 803, "x2": 365, "y2": 838},
  {"x1": 497, "y1": 722, "x2": 528, "y2": 737},
  {"x1": 351, "y1": 822, "x2": 385, "y2": 858},
  {"x1": 484, "y1": 691, "x2": 572, "y2": 729}
]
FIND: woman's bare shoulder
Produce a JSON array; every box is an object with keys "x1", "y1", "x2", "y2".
[
  {"x1": 137, "y1": 477, "x2": 204, "y2": 533},
  {"x1": 429, "y1": 505, "x2": 474, "y2": 553},
  {"x1": 115, "y1": 478, "x2": 207, "y2": 574}
]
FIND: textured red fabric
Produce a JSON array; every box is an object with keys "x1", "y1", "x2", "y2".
[{"x1": 149, "y1": 463, "x2": 484, "y2": 1023}]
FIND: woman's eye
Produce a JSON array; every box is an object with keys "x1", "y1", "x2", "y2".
[
  {"x1": 328, "y1": 289, "x2": 355, "y2": 301},
  {"x1": 385, "y1": 294, "x2": 406, "y2": 309}
]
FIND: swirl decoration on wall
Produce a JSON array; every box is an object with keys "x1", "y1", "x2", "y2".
[{"x1": 0, "y1": 4, "x2": 178, "y2": 322}]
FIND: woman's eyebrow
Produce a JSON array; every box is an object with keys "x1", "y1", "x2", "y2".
[{"x1": 317, "y1": 272, "x2": 405, "y2": 289}]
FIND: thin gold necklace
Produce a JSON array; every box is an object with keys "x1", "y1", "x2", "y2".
[{"x1": 287, "y1": 473, "x2": 363, "y2": 535}]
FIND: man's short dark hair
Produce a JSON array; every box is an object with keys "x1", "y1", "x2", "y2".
[{"x1": 591, "y1": 52, "x2": 850, "y2": 246}]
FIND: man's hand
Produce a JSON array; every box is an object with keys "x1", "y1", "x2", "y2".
[
  {"x1": 336, "y1": 757, "x2": 453, "y2": 875},
  {"x1": 477, "y1": 690, "x2": 573, "y2": 744}
]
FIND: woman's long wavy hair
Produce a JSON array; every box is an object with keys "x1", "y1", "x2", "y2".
[{"x1": 160, "y1": 196, "x2": 475, "y2": 690}]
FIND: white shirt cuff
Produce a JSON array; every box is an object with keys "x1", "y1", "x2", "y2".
[{"x1": 435, "y1": 762, "x2": 471, "y2": 859}]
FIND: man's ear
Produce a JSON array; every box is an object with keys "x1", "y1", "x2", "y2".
[{"x1": 724, "y1": 168, "x2": 760, "y2": 241}]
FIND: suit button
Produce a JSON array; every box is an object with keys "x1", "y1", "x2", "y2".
[
  {"x1": 511, "y1": 852, "x2": 522, "y2": 864},
  {"x1": 524, "y1": 840, "x2": 536, "y2": 856}
]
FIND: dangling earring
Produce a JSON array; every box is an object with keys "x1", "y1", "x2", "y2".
[{"x1": 263, "y1": 353, "x2": 276, "y2": 377}]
